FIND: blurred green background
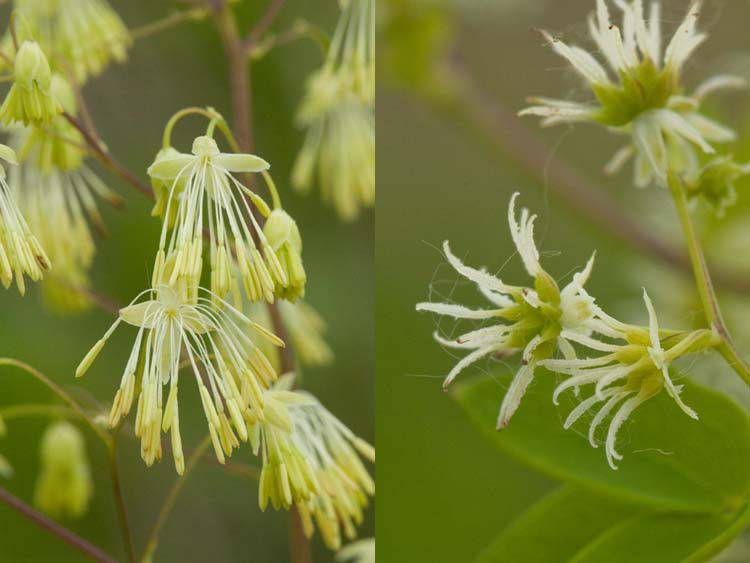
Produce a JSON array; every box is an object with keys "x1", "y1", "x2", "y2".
[
  {"x1": 377, "y1": 1, "x2": 750, "y2": 562},
  {"x1": 0, "y1": 1, "x2": 373, "y2": 561}
]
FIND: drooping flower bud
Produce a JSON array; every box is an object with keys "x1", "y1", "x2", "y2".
[
  {"x1": 263, "y1": 209, "x2": 306, "y2": 301},
  {"x1": 0, "y1": 41, "x2": 62, "y2": 126},
  {"x1": 33, "y1": 421, "x2": 93, "y2": 519}
]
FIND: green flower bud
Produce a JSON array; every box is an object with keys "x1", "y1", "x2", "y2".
[
  {"x1": 15, "y1": 41, "x2": 52, "y2": 91},
  {"x1": 34, "y1": 421, "x2": 93, "y2": 519},
  {"x1": 263, "y1": 209, "x2": 306, "y2": 301},
  {"x1": 0, "y1": 41, "x2": 62, "y2": 126},
  {"x1": 685, "y1": 156, "x2": 750, "y2": 217},
  {"x1": 150, "y1": 147, "x2": 186, "y2": 227}
]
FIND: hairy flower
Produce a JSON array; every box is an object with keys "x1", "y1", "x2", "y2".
[
  {"x1": 9, "y1": 0, "x2": 130, "y2": 82},
  {"x1": 417, "y1": 193, "x2": 600, "y2": 429},
  {"x1": 0, "y1": 143, "x2": 51, "y2": 294},
  {"x1": 0, "y1": 41, "x2": 62, "y2": 126},
  {"x1": 76, "y1": 285, "x2": 283, "y2": 474},
  {"x1": 520, "y1": 1, "x2": 740, "y2": 186},
  {"x1": 336, "y1": 539, "x2": 375, "y2": 563},
  {"x1": 147, "y1": 136, "x2": 298, "y2": 304},
  {"x1": 543, "y1": 290, "x2": 718, "y2": 468},
  {"x1": 33, "y1": 421, "x2": 93, "y2": 519},
  {"x1": 292, "y1": 0, "x2": 375, "y2": 221}
]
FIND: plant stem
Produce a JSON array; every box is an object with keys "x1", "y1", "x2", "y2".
[
  {"x1": 289, "y1": 505, "x2": 313, "y2": 563},
  {"x1": 0, "y1": 486, "x2": 119, "y2": 563},
  {"x1": 130, "y1": 8, "x2": 209, "y2": 41},
  {"x1": 109, "y1": 428, "x2": 136, "y2": 563},
  {"x1": 667, "y1": 173, "x2": 750, "y2": 385},
  {"x1": 213, "y1": 4, "x2": 311, "y2": 562},
  {"x1": 140, "y1": 437, "x2": 211, "y2": 563},
  {"x1": 242, "y1": 0, "x2": 286, "y2": 52},
  {"x1": 63, "y1": 111, "x2": 155, "y2": 199},
  {"x1": 0, "y1": 358, "x2": 111, "y2": 446},
  {"x1": 0, "y1": 403, "x2": 75, "y2": 420}
]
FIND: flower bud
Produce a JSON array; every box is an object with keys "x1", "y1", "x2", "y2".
[
  {"x1": 34, "y1": 421, "x2": 93, "y2": 519},
  {"x1": 15, "y1": 41, "x2": 52, "y2": 91},
  {"x1": 0, "y1": 41, "x2": 61, "y2": 125},
  {"x1": 263, "y1": 209, "x2": 306, "y2": 301}
]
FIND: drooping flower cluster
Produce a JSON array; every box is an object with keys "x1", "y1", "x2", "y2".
[
  {"x1": 520, "y1": 0, "x2": 741, "y2": 187},
  {"x1": 417, "y1": 194, "x2": 719, "y2": 467},
  {"x1": 2, "y1": 0, "x2": 130, "y2": 82},
  {"x1": 76, "y1": 284, "x2": 283, "y2": 474},
  {"x1": 77, "y1": 112, "x2": 373, "y2": 551},
  {"x1": 0, "y1": 143, "x2": 50, "y2": 294},
  {"x1": 251, "y1": 376, "x2": 375, "y2": 550},
  {"x1": 147, "y1": 134, "x2": 305, "y2": 304},
  {"x1": 293, "y1": 0, "x2": 375, "y2": 221},
  {"x1": 33, "y1": 421, "x2": 93, "y2": 519},
  {"x1": 6, "y1": 74, "x2": 121, "y2": 312}
]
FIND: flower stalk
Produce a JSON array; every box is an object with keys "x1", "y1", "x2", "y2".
[{"x1": 667, "y1": 172, "x2": 750, "y2": 384}]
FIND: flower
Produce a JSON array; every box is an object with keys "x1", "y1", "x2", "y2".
[
  {"x1": 417, "y1": 193, "x2": 600, "y2": 429},
  {"x1": 10, "y1": 0, "x2": 130, "y2": 82},
  {"x1": 336, "y1": 538, "x2": 375, "y2": 563},
  {"x1": 291, "y1": 393, "x2": 375, "y2": 550},
  {"x1": 147, "y1": 136, "x2": 295, "y2": 304},
  {"x1": 251, "y1": 376, "x2": 374, "y2": 550},
  {"x1": 33, "y1": 421, "x2": 93, "y2": 519},
  {"x1": 252, "y1": 386, "x2": 321, "y2": 512},
  {"x1": 6, "y1": 75, "x2": 122, "y2": 312},
  {"x1": 75, "y1": 284, "x2": 284, "y2": 474},
  {"x1": 0, "y1": 40, "x2": 62, "y2": 126},
  {"x1": 292, "y1": 0, "x2": 375, "y2": 221},
  {"x1": 542, "y1": 289, "x2": 718, "y2": 468},
  {"x1": 263, "y1": 209, "x2": 306, "y2": 301},
  {"x1": 0, "y1": 143, "x2": 51, "y2": 294},
  {"x1": 520, "y1": 1, "x2": 741, "y2": 186}
]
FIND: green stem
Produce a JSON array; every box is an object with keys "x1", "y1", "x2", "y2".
[
  {"x1": 0, "y1": 486, "x2": 118, "y2": 563},
  {"x1": 109, "y1": 428, "x2": 136, "y2": 563},
  {"x1": 0, "y1": 358, "x2": 111, "y2": 446},
  {"x1": 667, "y1": 172, "x2": 750, "y2": 385},
  {"x1": 129, "y1": 8, "x2": 209, "y2": 41},
  {"x1": 162, "y1": 106, "x2": 241, "y2": 153},
  {"x1": 261, "y1": 170, "x2": 282, "y2": 209},
  {"x1": 140, "y1": 437, "x2": 211, "y2": 563},
  {"x1": 0, "y1": 403, "x2": 75, "y2": 421}
]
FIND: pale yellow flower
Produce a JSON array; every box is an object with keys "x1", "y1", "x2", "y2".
[
  {"x1": 292, "y1": 0, "x2": 375, "y2": 221},
  {"x1": 76, "y1": 285, "x2": 283, "y2": 474},
  {"x1": 0, "y1": 143, "x2": 50, "y2": 294}
]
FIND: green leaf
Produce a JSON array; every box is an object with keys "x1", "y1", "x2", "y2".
[
  {"x1": 477, "y1": 485, "x2": 750, "y2": 563},
  {"x1": 454, "y1": 369, "x2": 750, "y2": 512},
  {"x1": 476, "y1": 485, "x2": 634, "y2": 563}
]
